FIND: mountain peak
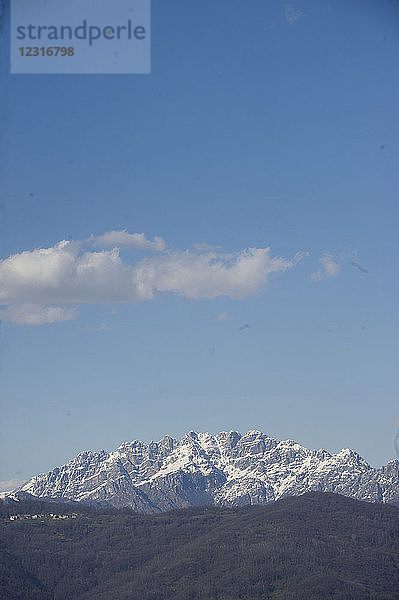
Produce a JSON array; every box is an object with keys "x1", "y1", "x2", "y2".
[{"x1": 17, "y1": 430, "x2": 399, "y2": 513}]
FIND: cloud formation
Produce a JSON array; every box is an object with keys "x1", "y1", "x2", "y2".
[
  {"x1": 284, "y1": 4, "x2": 303, "y2": 25},
  {"x1": 90, "y1": 230, "x2": 166, "y2": 252},
  {"x1": 2, "y1": 304, "x2": 77, "y2": 325},
  {"x1": 0, "y1": 478, "x2": 25, "y2": 492},
  {"x1": 311, "y1": 253, "x2": 341, "y2": 281},
  {"x1": 134, "y1": 248, "x2": 294, "y2": 300},
  {"x1": 0, "y1": 231, "x2": 300, "y2": 325}
]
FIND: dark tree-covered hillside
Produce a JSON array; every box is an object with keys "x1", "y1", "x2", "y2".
[{"x1": 0, "y1": 492, "x2": 398, "y2": 599}]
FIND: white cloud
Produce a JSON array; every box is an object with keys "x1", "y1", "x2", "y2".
[
  {"x1": 0, "y1": 478, "x2": 25, "y2": 492},
  {"x1": 0, "y1": 236, "x2": 300, "y2": 325},
  {"x1": 90, "y1": 229, "x2": 166, "y2": 252},
  {"x1": 0, "y1": 241, "x2": 137, "y2": 306},
  {"x1": 311, "y1": 253, "x2": 341, "y2": 281},
  {"x1": 135, "y1": 248, "x2": 294, "y2": 300},
  {"x1": 284, "y1": 4, "x2": 304, "y2": 25},
  {"x1": 192, "y1": 242, "x2": 220, "y2": 252},
  {"x1": 2, "y1": 304, "x2": 77, "y2": 325}
]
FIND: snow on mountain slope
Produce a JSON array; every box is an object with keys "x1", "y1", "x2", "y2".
[{"x1": 19, "y1": 430, "x2": 399, "y2": 513}]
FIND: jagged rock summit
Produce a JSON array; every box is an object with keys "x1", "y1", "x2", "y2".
[{"x1": 19, "y1": 430, "x2": 399, "y2": 513}]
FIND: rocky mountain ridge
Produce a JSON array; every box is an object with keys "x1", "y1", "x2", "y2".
[{"x1": 17, "y1": 430, "x2": 399, "y2": 512}]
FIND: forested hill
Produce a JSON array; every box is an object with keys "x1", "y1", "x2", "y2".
[{"x1": 1, "y1": 492, "x2": 398, "y2": 600}]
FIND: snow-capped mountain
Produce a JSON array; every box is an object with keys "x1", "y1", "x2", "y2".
[{"x1": 19, "y1": 431, "x2": 399, "y2": 513}]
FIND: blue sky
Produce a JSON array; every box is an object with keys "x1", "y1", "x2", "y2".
[{"x1": 1, "y1": 0, "x2": 398, "y2": 488}]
